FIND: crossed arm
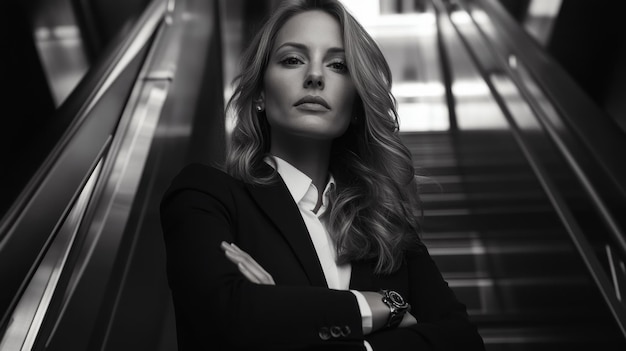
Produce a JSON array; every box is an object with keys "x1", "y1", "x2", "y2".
[
  {"x1": 220, "y1": 241, "x2": 418, "y2": 333},
  {"x1": 162, "y1": 167, "x2": 484, "y2": 350}
]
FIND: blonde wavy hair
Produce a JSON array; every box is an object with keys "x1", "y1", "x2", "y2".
[{"x1": 225, "y1": 0, "x2": 424, "y2": 274}]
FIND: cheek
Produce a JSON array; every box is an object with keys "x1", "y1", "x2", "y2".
[
  {"x1": 264, "y1": 72, "x2": 292, "y2": 114},
  {"x1": 263, "y1": 94, "x2": 291, "y2": 134}
]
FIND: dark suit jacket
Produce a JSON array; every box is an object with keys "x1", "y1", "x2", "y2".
[{"x1": 160, "y1": 163, "x2": 485, "y2": 350}]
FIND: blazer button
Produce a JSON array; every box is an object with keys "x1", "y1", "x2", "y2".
[
  {"x1": 330, "y1": 326, "x2": 342, "y2": 338},
  {"x1": 341, "y1": 325, "x2": 351, "y2": 337},
  {"x1": 318, "y1": 327, "x2": 331, "y2": 340}
]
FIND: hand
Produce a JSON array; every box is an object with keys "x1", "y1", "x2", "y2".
[{"x1": 220, "y1": 241, "x2": 275, "y2": 285}]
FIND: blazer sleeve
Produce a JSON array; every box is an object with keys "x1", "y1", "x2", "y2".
[
  {"x1": 365, "y1": 250, "x2": 485, "y2": 350},
  {"x1": 160, "y1": 164, "x2": 366, "y2": 350}
]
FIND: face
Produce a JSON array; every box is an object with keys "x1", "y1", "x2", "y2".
[{"x1": 262, "y1": 10, "x2": 356, "y2": 144}]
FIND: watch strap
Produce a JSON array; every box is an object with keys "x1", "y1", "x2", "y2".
[{"x1": 380, "y1": 289, "x2": 410, "y2": 329}]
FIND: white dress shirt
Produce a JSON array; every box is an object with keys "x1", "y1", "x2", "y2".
[{"x1": 269, "y1": 157, "x2": 373, "y2": 350}]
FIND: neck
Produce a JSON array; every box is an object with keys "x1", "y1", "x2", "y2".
[{"x1": 270, "y1": 137, "x2": 332, "y2": 195}]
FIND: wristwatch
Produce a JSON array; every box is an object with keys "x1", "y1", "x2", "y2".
[{"x1": 380, "y1": 289, "x2": 411, "y2": 329}]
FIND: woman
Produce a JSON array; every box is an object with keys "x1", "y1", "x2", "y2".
[{"x1": 160, "y1": 0, "x2": 485, "y2": 350}]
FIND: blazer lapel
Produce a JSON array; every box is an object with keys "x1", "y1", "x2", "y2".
[{"x1": 245, "y1": 166, "x2": 328, "y2": 288}]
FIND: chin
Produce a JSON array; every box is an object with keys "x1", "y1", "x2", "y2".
[
  {"x1": 295, "y1": 126, "x2": 349, "y2": 140},
  {"x1": 300, "y1": 122, "x2": 350, "y2": 138}
]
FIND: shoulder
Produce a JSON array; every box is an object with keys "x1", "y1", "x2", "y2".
[
  {"x1": 173, "y1": 163, "x2": 237, "y2": 186},
  {"x1": 161, "y1": 163, "x2": 243, "y2": 207}
]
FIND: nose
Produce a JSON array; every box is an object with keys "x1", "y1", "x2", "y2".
[{"x1": 303, "y1": 73, "x2": 324, "y2": 89}]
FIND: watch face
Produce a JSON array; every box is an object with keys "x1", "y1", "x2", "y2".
[
  {"x1": 382, "y1": 290, "x2": 411, "y2": 328},
  {"x1": 389, "y1": 291, "x2": 405, "y2": 306}
]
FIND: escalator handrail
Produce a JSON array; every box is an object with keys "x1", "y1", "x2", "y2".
[
  {"x1": 472, "y1": 0, "x2": 626, "y2": 198},
  {"x1": 448, "y1": 0, "x2": 626, "y2": 266},
  {"x1": 459, "y1": 0, "x2": 626, "y2": 270},
  {"x1": 0, "y1": 0, "x2": 166, "y2": 238},
  {"x1": 0, "y1": 0, "x2": 166, "y2": 335},
  {"x1": 435, "y1": 0, "x2": 626, "y2": 336}
]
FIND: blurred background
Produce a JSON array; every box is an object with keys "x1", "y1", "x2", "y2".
[{"x1": 1, "y1": 0, "x2": 625, "y2": 349}]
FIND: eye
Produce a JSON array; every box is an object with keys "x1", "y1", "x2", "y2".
[
  {"x1": 280, "y1": 56, "x2": 304, "y2": 66},
  {"x1": 328, "y1": 60, "x2": 348, "y2": 73}
]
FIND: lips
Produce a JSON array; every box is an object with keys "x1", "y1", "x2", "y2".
[{"x1": 294, "y1": 95, "x2": 331, "y2": 110}]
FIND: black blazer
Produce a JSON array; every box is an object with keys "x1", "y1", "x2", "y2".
[{"x1": 160, "y1": 163, "x2": 485, "y2": 351}]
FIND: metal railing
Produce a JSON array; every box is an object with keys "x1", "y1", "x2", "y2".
[
  {"x1": 432, "y1": 0, "x2": 626, "y2": 336},
  {"x1": 0, "y1": 0, "x2": 168, "y2": 348}
]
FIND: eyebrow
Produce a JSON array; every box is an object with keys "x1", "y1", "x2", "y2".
[{"x1": 274, "y1": 42, "x2": 345, "y2": 55}]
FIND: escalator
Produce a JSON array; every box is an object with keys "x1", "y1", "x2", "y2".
[
  {"x1": 406, "y1": 130, "x2": 624, "y2": 349},
  {"x1": 0, "y1": 0, "x2": 224, "y2": 349},
  {"x1": 1, "y1": 0, "x2": 625, "y2": 350},
  {"x1": 398, "y1": 0, "x2": 626, "y2": 349}
]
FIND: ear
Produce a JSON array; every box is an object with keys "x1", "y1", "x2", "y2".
[
  {"x1": 254, "y1": 92, "x2": 265, "y2": 112},
  {"x1": 254, "y1": 91, "x2": 265, "y2": 108},
  {"x1": 258, "y1": 92, "x2": 265, "y2": 107}
]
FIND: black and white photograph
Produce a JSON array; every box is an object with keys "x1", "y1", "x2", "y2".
[{"x1": 1, "y1": 0, "x2": 625, "y2": 350}]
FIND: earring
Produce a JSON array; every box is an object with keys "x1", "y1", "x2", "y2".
[{"x1": 256, "y1": 105, "x2": 264, "y2": 112}]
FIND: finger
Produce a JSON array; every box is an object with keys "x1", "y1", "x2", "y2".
[
  {"x1": 238, "y1": 255, "x2": 273, "y2": 284},
  {"x1": 255, "y1": 267, "x2": 275, "y2": 285},
  {"x1": 223, "y1": 243, "x2": 252, "y2": 265},
  {"x1": 229, "y1": 243, "x2": 254, "y2": 261},
  {"x1": 229, "y1": 244, "x2": 264, "y2": 270},
  {"x1": 224, "y1": 247, "x2": 270, "y2": 283},
  {"x1": 225, "y1": 250, "x2": 264, "y2": 284},
  {"x1": 224, "y1": 248, "x2": 243, "y2": 265},
  {"x1": 225, "y1": 243, "x2": 253, "y2": 263},
  {"x1": 224, "y1": 244, "x2": 255, "y2": 267},
  {"x1": 237, "y1": 262, "x2": 262, "y2": 284},
  {"x1": 220, "y1": 241, "x2": 230, "y2": 251},
  {"x1": 221, "y1": 241, "x2": 239, "y2": 256},
  {"x1": 223, "y1": 243, "x2": 276, "y2": 285}
]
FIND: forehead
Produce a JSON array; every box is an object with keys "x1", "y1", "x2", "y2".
[{"x1": 274, "y1": 10, "x2": 344, "y2": 50}]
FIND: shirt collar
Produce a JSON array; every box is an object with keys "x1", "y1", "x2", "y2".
[{"x1": 266, "y1": 156, "x2": 335, "y2": 212}]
